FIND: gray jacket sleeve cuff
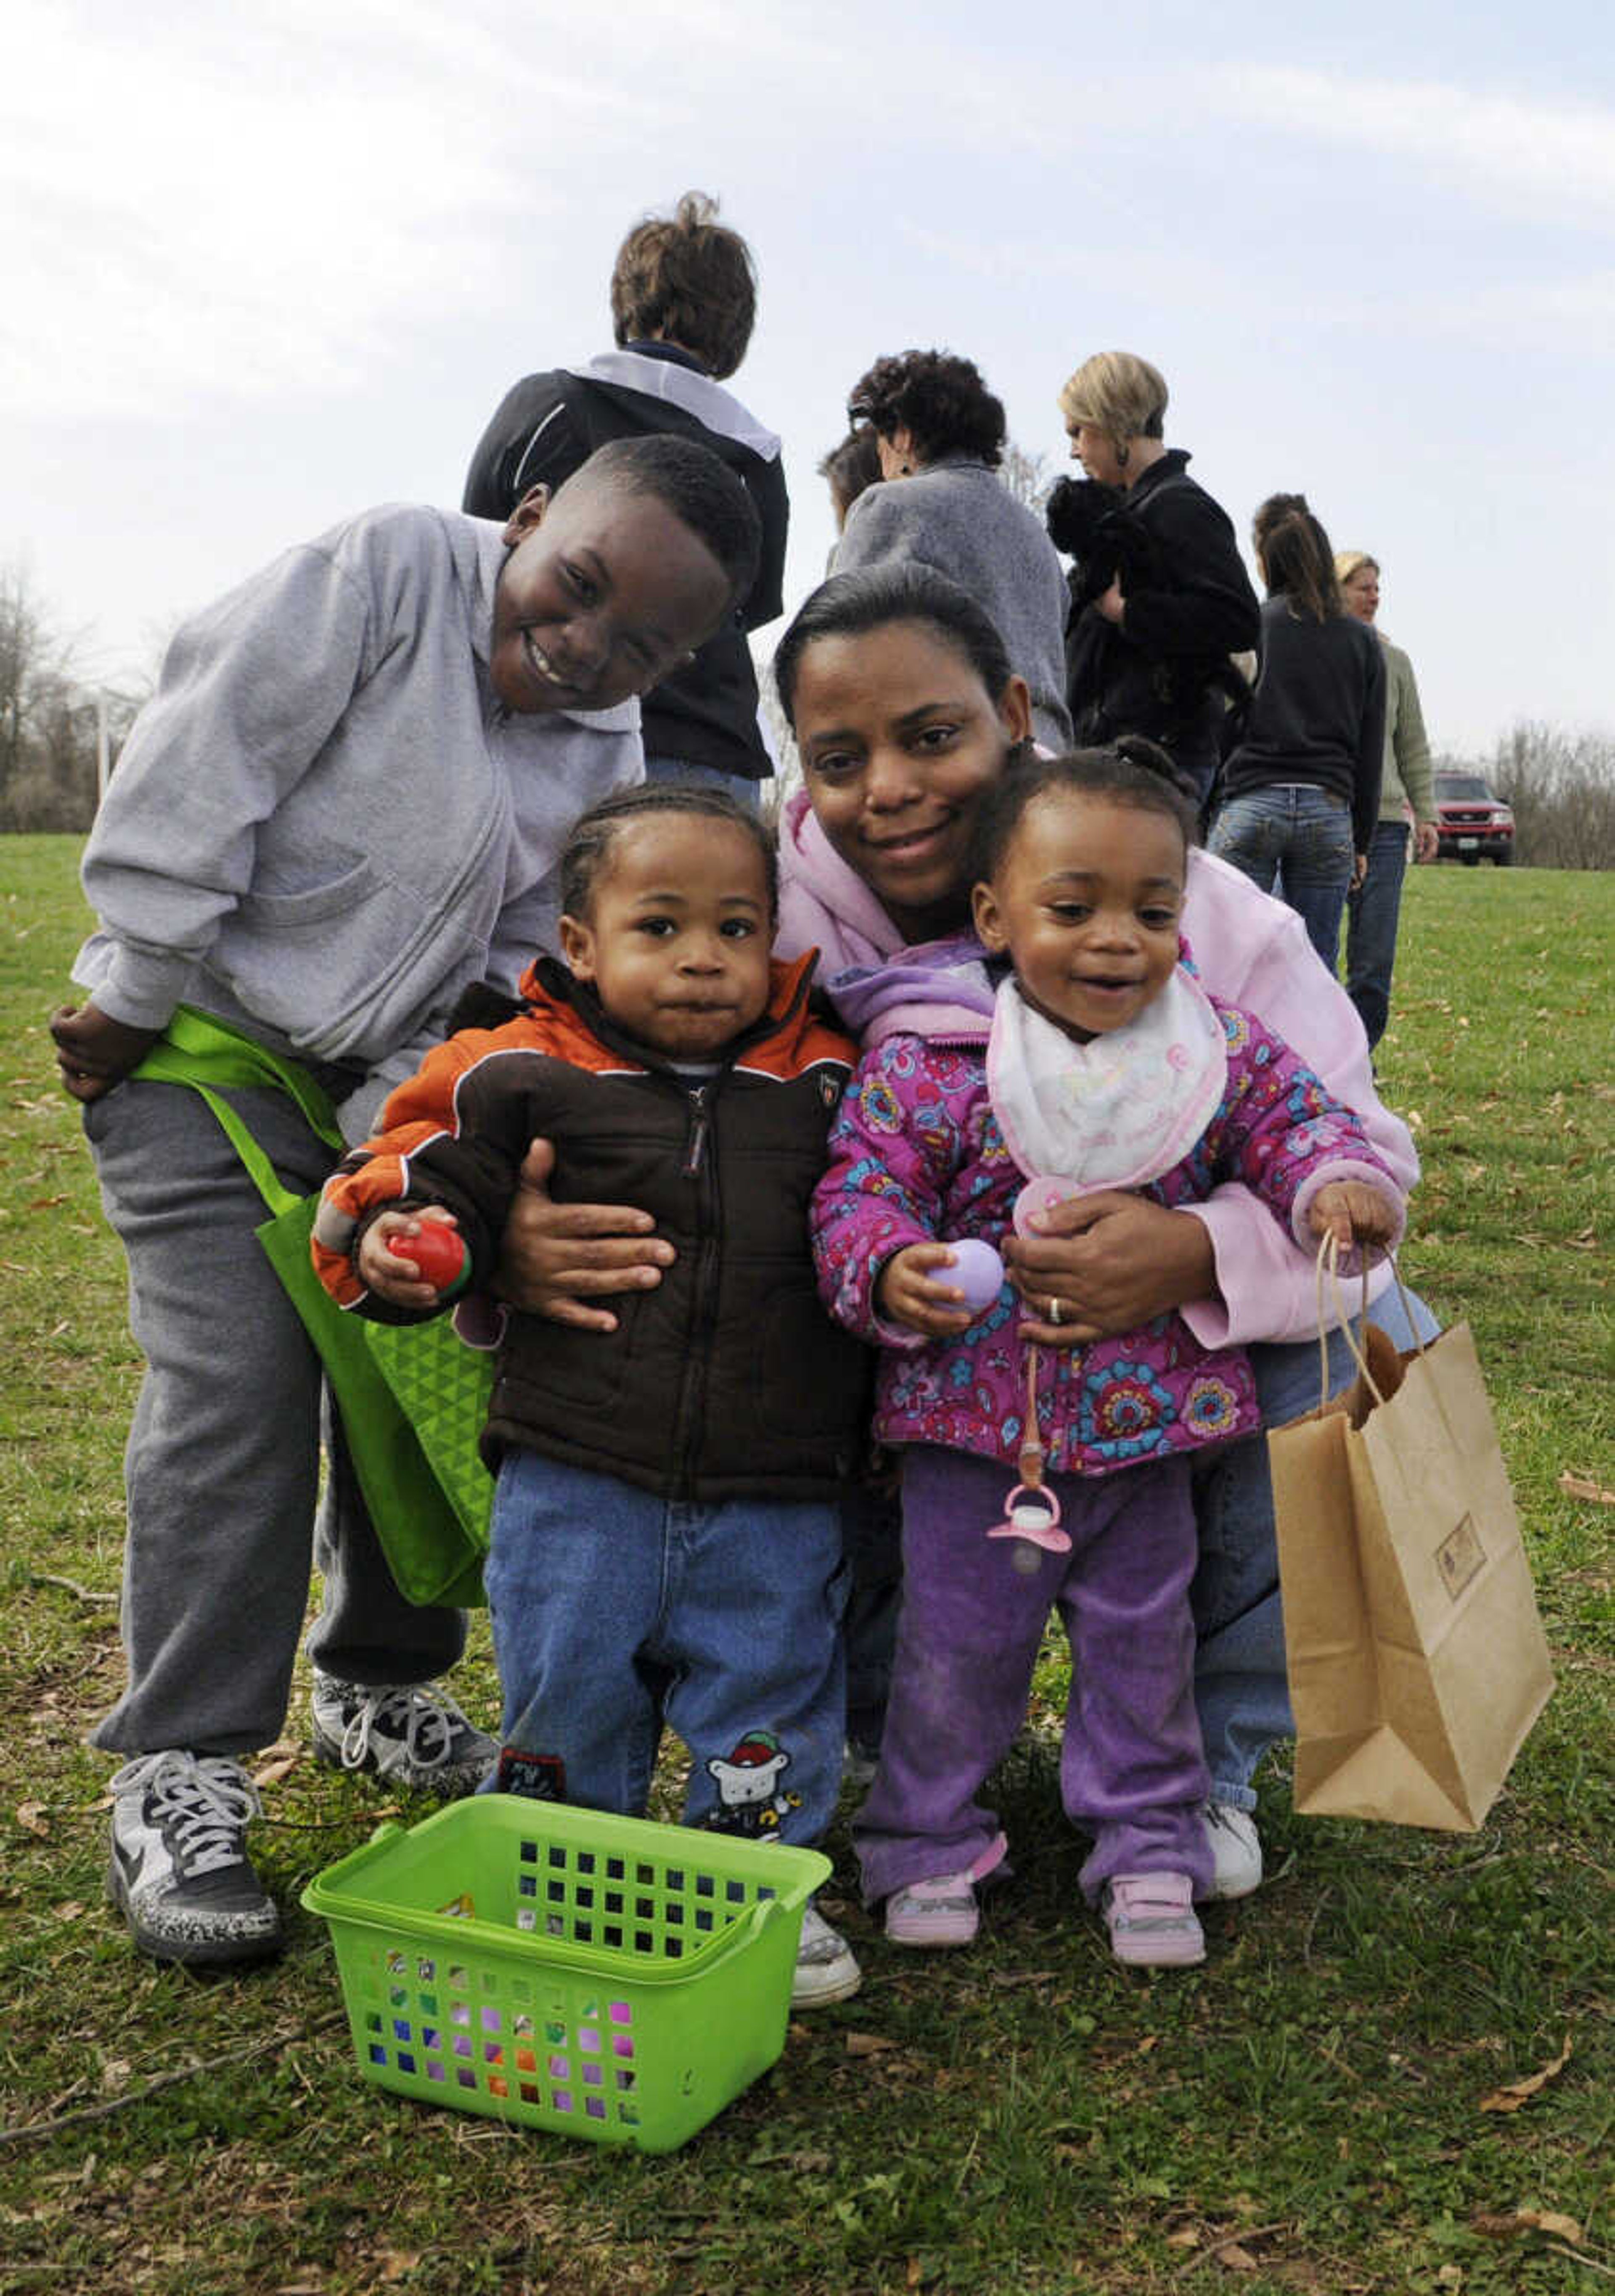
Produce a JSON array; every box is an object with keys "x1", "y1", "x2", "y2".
[{"x1": 83, "y1": 944, "x2": 199, "y2": 1033}]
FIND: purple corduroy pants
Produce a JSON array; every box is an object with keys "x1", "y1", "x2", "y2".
[{"x1": 853, "y1": 1444, "x2": 1214, "y2": 1906}]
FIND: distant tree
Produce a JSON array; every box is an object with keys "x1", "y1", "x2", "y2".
[
  {"x1": 1486, "y1": 722, "x2": 1615, "y2": 870},
  {"x1": 998, "y1": 442, "x2": 1056, "y2": 518},
  {"x1": 0, "y1": 559, "x2": 144, "y2": 831}
]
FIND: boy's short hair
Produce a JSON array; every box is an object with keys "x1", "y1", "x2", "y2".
[
  {"x1": 1057, "y1": 352, "x2": 1169, "y2": 446},
  {"x1": 560, "y1": 783, "x2": 778, "y2": 922},
  {"x1": 557, "y1": 435, "x2": 763, "y2": 611},
  {"x1": 610, "y1": 192, "x2": 757, "y2": 381}
]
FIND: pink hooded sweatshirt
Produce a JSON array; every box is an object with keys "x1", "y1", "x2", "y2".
[{"x1": 775, "y1": 787, "x2": 1418, "y2": 1347}]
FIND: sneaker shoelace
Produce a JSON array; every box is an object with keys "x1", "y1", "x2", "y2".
[
  {"x1": 110, "y1": 1752, "x2": 262, "y2": 1879},
  {"x1": 336, "y1": 1683, "x2": 467, "y2": 1775}
]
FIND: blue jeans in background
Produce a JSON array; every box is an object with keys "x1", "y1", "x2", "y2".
[
  {"x1": 484, "y1": 1451, "x2": 846, "y2": 1847},
  {"x1": 644, "y1": 755, "x2": 762, "y2": 812},
  {"x1": 1345, "y1": 818, "x2": 1412, "y2": 1051},
  {"x1": 1209, "y1": 783, "x2": 1356, "y2": 969},
  {"x1": 1190, "y1": 1280, "x2": 1441, "y2": 1808}
]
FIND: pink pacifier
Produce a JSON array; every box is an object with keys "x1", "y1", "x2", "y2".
[{"x1": 987, "y1": 1482, "x2": 1070, "y2": 1558}]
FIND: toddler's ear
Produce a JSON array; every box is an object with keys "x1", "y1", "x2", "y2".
[
  {"x1": 972, "y1": 880, "x2": 1006, "y2": 952},
  {"x1": 556, "y1": 913, "x2": 595, "y2": 980}
]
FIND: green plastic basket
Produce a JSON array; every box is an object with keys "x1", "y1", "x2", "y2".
[{"x1": 302, "y1": 1798, "x2": 831, "y2": 2153}]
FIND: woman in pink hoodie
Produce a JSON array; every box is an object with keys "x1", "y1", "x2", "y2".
[
  {"x1": 769, "y1": 564, "x2": 1437, "y2": 1902},
  {"x1": 499, "y1": 562, "x2": 1435, "y2": 1899}
]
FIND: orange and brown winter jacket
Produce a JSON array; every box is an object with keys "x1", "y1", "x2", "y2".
[{"x1": 312, "y1": 950, "x2": 871, "y2": 1504}]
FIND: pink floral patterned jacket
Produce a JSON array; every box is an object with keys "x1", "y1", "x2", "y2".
[{"x1": 808, "y1": 961, "x2": 1401, "y2": 1479}]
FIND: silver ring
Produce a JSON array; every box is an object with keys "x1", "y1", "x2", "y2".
[{"x1": 1047, "y1": 1295, "x2": 1063, "y2": 1325}]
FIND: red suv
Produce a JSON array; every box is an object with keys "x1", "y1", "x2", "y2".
[{"x1": 1434, "y1": 770, "x2": 1514, "y2": 866}]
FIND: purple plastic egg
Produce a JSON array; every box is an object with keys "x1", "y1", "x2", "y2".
[{"x1": 947, "y1": 1238, "x2": 1004, "y2": 1314}]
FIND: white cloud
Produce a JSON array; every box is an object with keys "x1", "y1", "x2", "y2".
[
  {"x1": 0, "y1": 0, "x2": 674, "y2": 422},
  {"x1": 1209, "y1": 66, "x2": 1615, "y2": 222}
]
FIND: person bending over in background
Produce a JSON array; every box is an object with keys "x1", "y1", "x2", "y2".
[{"x1": 834, "y1": 347, "x2": 1071, "y2": 751}]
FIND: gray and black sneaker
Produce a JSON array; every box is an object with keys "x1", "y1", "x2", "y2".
[
  {"x1": 108, "y1": 1751, "x2": 283, "y2": 1965},
  {"x1": 310, "y1": 1672, "x2": 497, "y2": 1796}
]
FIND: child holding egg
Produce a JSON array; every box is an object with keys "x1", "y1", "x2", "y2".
[{"x1": 810, "y1": 743, "x2": 1405, "y2": 1969}]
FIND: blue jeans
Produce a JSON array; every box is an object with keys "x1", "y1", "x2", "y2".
[
  {"x1": 1209, "y1": 784, "x2": 1356, "y2": 968},
  {"x1": 644, "y1": 754, "x2": 762, "y2": 812},
  {"x1": 483, "y1": 1452, "x2": 846, "y2": 1846},
  {"x1": 1345, "y1": 819, "x2": 1411, "y2": 1051},
  {"x1": 1190, "y1": 1281, "x2": 1441, "y2": 1807}
]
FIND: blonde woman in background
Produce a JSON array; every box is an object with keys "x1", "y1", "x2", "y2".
[
  {"x1": 1336, "y1": 551, "x2": 1440, "y2": 1053},
  {"x1": 1056, "y1": 350, "x2": 1258, "y2": 803}
]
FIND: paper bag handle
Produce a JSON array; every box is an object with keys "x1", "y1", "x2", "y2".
[{"x1": 1312, "y1": 1236, "x2": 1430, "y2": 1413}]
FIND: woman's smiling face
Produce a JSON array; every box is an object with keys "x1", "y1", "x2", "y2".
[{"x1": 790, "y1": 621, "x2": 1030, "y2": 940}]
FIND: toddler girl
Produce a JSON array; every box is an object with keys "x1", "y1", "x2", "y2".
[
  {"x1": 810, "y1": 743, "x2": 1404, "y2": 1967},
  {"x1": 313, "y1": 786, "x2": 871, "y2": 2007}
]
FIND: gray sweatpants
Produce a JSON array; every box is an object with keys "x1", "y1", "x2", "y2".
[{"x1": 83, "y1": 1076, "x2": 466, "y2": 1758}]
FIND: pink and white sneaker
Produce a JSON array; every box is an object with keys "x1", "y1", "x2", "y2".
[
  {"x1": 885, "y1": 1869, "x2": 981, "y2": 1948},
  {"x1": 1102, "y1": 1872, "x2": 1205, "y2": 1968}
]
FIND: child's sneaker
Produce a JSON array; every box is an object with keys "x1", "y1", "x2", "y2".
[
  {"x1": 885, "y1": 1869, "x2": 981, "y2": 1948},
  {"x1": 792, "y1": 1898, "x2": 862, "y2": 2007},
  {"x1": 108, "y1": 1751, "x2": 283, "y2": 1966},
  {"x1": 1103, "y1": 1872, "x2": 1205, "y2": 1968},
  {"x1": 310, "y1": 1672, "x2": 496, "y2": 1795},
  {"x1": 1199, "y1": 1801, "x2": 1263, "y2": 1900}
]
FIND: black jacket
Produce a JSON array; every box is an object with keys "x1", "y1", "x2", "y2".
[
  {"x1": 322, "y1": 953, "x2": 871, "y2": 1503},
  {"x1": 1062, "y1": 450, "x2": 1259, "y2": 794},
  {"x1": 1219, "y1": 599, "x2": 1387, "y2": 856},
  {"x1": 463, "y1": 351, "x2": 789, "y2": 780}
]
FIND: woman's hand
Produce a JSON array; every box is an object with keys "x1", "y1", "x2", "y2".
[
  {"x1": 1351, "y1": 852, "x2": 1369, "y2": 891},
  {"x1": 1095, "y1": 577, "x2": 1126, "y2": 626},
  {"x1": 49, "y1": 1003, "x2": 161, "y2": 1101},
  {"x1": 874, "y1": 1243, "x2": 977, "y2": 1340},
  {"x1": 1003, "y1": 1193, "x2": 1218, "y2": 1346},
  {"x1": 493, "y1": 1137, "x2": 674, "y2": 1332},
  {"x1": 1413, "y1": 821, "x2": 1440, "y2": 864}
]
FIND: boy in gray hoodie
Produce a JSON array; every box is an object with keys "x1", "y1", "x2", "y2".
[{"x1": 50, "y1": 436, "x2": 760, "y2": 1968}]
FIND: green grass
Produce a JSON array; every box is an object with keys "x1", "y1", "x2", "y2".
[{"x1": 1, "y1": 840, "x2": 1610, "y2": 2296}]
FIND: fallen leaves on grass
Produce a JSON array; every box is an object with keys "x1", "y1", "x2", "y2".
[
  {"x1": 1558, "y1": 1471, "x2": 1615, "y2": 1506},
  {"x1": 843, "y1": 2031, "x2": 897, "y2": 2058},
  {"x1": 15, "y1": 1801, "x2": 49, "y2": 1837},
  {"x1": 1479, "y1": 2033, "x2": 1571, "y2": 2113},
  {"x1": 1472, "y1": 2208, "x2": 1583, "y2": 2243}
]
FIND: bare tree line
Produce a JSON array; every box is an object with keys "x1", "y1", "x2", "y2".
[{"x1": 3, "y1": 551, "x2": 1611, "y2": 866}]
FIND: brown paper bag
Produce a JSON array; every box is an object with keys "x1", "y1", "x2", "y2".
[{"x1": 1267, "y1": 1266, "x2": 1554, "y2": 1831}]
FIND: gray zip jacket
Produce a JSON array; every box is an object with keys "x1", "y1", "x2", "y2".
[{"x1": 74, "y1": 505, "x2": 641, "y2": 1132}]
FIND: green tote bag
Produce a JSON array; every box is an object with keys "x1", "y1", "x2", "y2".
[{"x1": 132, "y1": 1010, "x2": 494, "y2": 1609}]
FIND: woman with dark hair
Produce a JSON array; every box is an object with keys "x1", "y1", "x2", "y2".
[
  {"x1": 819, "y1": 428, "x2": 883, "y2": 536},
  {"x1": 1055, "y1": 352, "x2": 1259, "y2": 804},
  {"x1": 833, "y1": 350, "x2": 1072, "y2": 749},
  {"x1": 497, "y1": 563, "x2": 1436, "y2": 1903},
  {"x1": 1209, "y1": 495, "x2": 1387, "y2": 968}
]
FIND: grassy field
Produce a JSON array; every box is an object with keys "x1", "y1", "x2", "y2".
[{"x1": 0, "y1": 837, "x2": 1609, "y2": 2296}]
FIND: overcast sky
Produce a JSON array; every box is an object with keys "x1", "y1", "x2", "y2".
[{"x1": 4, "y1": 0, "x2": 1612, "y2": 756}]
